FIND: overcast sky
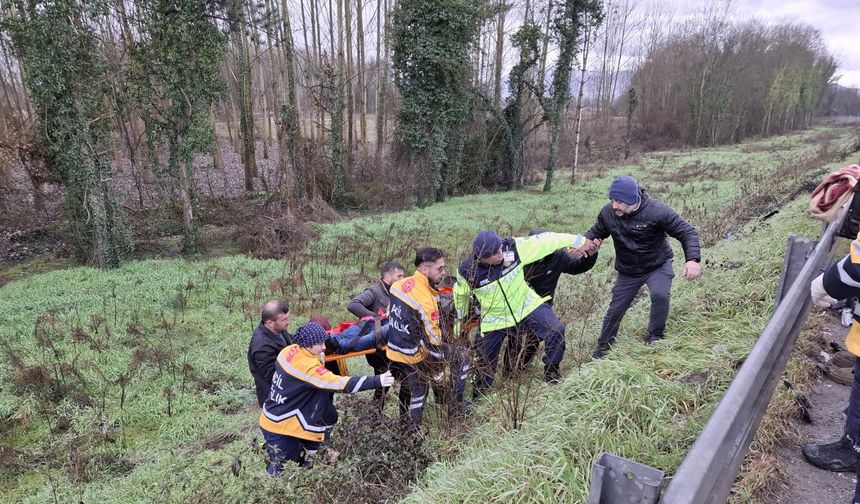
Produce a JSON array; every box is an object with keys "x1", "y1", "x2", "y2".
[{"x1": 731, "y1": 0, "x2": 860, "y2": 88}]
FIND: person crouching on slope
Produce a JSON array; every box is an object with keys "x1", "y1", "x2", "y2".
[
  {"x1": 455, "y1": 229, "x2": 593, "y2": 392},
  {"x1": 259, "y1": 322, "x2": 394, "y2": 473}
]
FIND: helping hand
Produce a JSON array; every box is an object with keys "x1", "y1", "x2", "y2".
[
  {"x1": 570, "y1": 239, "x2": 598, "y2": 257},
  {"x1": 379, "y1": 371, "x2": 395, "y2": 387}
]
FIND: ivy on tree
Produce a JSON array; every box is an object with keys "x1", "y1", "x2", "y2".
[
  {"x1": 130, "y1": 0, "x2": 227, "y2": 254},
  {"x1": 4, "y1": 0, "x2": 134, "y2": 267},
  {"x1": 392, "y1": 0, "x2": 490, "y2": 207}
]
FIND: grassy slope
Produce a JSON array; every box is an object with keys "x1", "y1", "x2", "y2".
[
  {"x1": 402, "y1": 196, "x2": 818, "y2": 504},
  {"x1": 0, "y1": 126, "x2": 856, "y2": 503}
]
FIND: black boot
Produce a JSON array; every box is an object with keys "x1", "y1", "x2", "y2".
[
  {"x1": 645, "y1": 334, "x2": 663, "y2": 345},
  {"x1": 802, "y1": 436, "x2": 858, "y2": 472},
  {"x1": 544, "y1": 363, "x2": 562, "y2": 384}
]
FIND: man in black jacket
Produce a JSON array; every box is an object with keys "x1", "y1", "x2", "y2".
[
  {"x1": 587, "y1": 176, "x2": 701, "y2": 358},
  {"x1": 247, "y1": 300, "x2": 291, "y2": 407},
  {"x1": 503, "y1": 229, "x2": 602, "y2": 374}
]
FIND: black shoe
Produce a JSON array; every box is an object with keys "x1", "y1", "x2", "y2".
[
  {"x1": 544, "y1": 364, "x2": 562, "y2": 384},
  {"x1": 645, "y1": 335, "x2": 663, "y2": 345},
  {"x1": 802, "y1": 437, "x2": 858, "y2": 472},
  {"x1": 592, "y1": 349, "x2": 607, "y2": 359},
  {"x1": 324, "y1": 338, "x2": 339, "y2": 355}
]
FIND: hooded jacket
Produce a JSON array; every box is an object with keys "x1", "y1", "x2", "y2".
[
  {"x1": 454, "y1": 232, "x2": 586, "y2": 333},
  {"x1": 586, "y1": 190, "x2": 700, "y2": 276},
  {"x1": 259, "y1": 344, "x2": 382, "y2": 442}
]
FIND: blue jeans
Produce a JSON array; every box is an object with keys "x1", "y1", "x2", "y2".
[
  {"x1": 331, "y1": 323, "x2": 389, "y2": 353},
  {"x1": 261, "y1": 428, "x2": 321, "y2": 474}
]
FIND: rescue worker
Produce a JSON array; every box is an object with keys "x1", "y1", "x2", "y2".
[
  {"x1": 259, "y1": 322, "x2": 394, "y2": 473},
  {"x1": 387, "y1": 247, "x2": 471, "y2": 428},
  {"x1": 504, "y1": 229, "x2": 602, "y2": 374},
  {"x1": 455, "y1": 229, "x2": 591, "y2": 393},
  {"x1": 807, "y1": 236, "x2": 860, "y2": 502}
]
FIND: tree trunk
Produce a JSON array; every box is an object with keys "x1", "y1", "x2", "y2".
[
  {"x1": 374, "y1": 0, "x2": 383, "y2": 159},
  {"x1": 571, "y1": 19, "x2": 593, "y2": 183},
  {"x1": 538, "y1": 0, "x2": 553, "y2": 93},
  {"x1": 303, "y1": 0, "x2": 318, "y2": 141},
  {"x1": 209, "y1": 106, "x2": 225, "y2": 181},
  {"x1": 252, "y1": 20, "x2": 271, "y2": 160},
  {"x1": 281, "y1": 0, "x2": 305, "y2": 199},
  {"x1": 492, "y1": 2, "x2": 506, "y2": 108},
  {"x1": 314, "y1": 0, "x2": 326, "y2": 142},
  {"x1": 376, "y1": 0, "x2": 390, "y2": 160},
  {"x1": 236, "y1": 22, "x2": 257, "y2": 190},
  {"x1": 345, "y1": 0, "x2": 354, "y2": 160},
  {"x1": 177, "y1": 156, "x2": 197, "y2": 254},
  {"x1": 356, "y1": 0, "x2": 367, "y2": 152}
]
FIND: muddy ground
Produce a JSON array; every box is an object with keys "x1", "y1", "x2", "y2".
[{"x1": 779, "y1": 310, "x2": 856, "y2": 503}]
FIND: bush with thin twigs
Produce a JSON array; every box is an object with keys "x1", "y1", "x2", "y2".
[{"x1": 0, "y1": 125, "x2": 857, "y2": 503}]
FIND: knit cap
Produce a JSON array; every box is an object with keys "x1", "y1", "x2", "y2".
[
  {"x1": 472, "y1": 230, "x2": 502, "y2": 258},
  {"x1": 293, "y1": 322, "x2": 329, "y2": 348},
  {"x1": 608, "y1": 176, "x2": 640, "y2": 205}
]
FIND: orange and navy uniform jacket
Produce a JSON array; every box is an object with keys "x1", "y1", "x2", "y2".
[
  {"x1": 259, "y1": 344, "x2": 382, "y2": 442},
  {"x1": 386, "y1": 270, "x2": 443, "y2": 365},
  {"x1": 823, "y1": 231, "x2": 860, "y2": 356}
]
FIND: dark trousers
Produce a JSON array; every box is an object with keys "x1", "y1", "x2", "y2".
[
  {"x1": 503, "y1": 329, "x2": 540, "y2": 375},
  {"x1": 392, "y1": 347, "x2": 469, "y2": 427},
  {"x1": 474, "y1": 303, "x2": 565, "y2": 393},
  {"x1": 392, "y1": 361, "x2": 429, "y2": 427},
  {"x1": 596, "y1": 260, "x2": 674, "y2": 351},
  {"x1": 846, "y1": 359, "x2": 860, "y2": 503},
  {"x1": 366, "y1": 352, "x2": 390, "y2": 403},
  {"x1": 261, "y1": 428, "x2": 321, "y2": 474}
]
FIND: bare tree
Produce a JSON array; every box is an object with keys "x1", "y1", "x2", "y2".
[
  {"x1": 356, "y1": 0, "x2": 368, "y2": 151},
  {"x1": 492, "y1": 0, "x2": 506, "y2": 108}
]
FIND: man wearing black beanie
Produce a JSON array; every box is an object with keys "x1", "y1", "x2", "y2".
[{"x1": 587, "y1": 175, "x2": 701, "y2": 358}]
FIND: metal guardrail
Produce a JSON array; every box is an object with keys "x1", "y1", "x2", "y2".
[{"x1": 589, "y1": 204, "x2": 850, "y2": 504}]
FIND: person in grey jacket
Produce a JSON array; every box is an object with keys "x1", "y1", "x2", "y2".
[
  {"x1": 347, "y1": 262, "x2": 405, "y2": 318},
  {"x1": 586, "y1": 176, "x2": 701, "y2": 358},
  {"x1": 330, "y1": 262, "x2": 405, "y2": 353},
  {"x1": 336, "y1": 262, "x2": 404, "y2": 406}
]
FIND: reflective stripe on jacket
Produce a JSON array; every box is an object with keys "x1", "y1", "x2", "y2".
[
  {"x1": 386, "y1": 270, "x2": 443, "y2": 364},
  {"x1": 823, "y1": 233, "x2": 860, "y2": 356},
  {"x1": 454, "y1": 232, "x2": 586, "y2": 333},
  {"x1": 259, "y1": 345, "x2": 381, "y2": 441}
]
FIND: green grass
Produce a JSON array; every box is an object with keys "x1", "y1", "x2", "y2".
[
  {"x1": 403, "y1": 196, "x2": 821, "y2": 503},
  {"x1": 0, "y1": 124, "x2": 857, "y2": 503}
]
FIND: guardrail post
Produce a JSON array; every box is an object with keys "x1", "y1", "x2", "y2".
[
  {"x1": 774, "y1": 236, "x2": 818, "y2": 309},
  {"x1": 586, "y1": 453, "x2": 663, "y2": 504}
]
